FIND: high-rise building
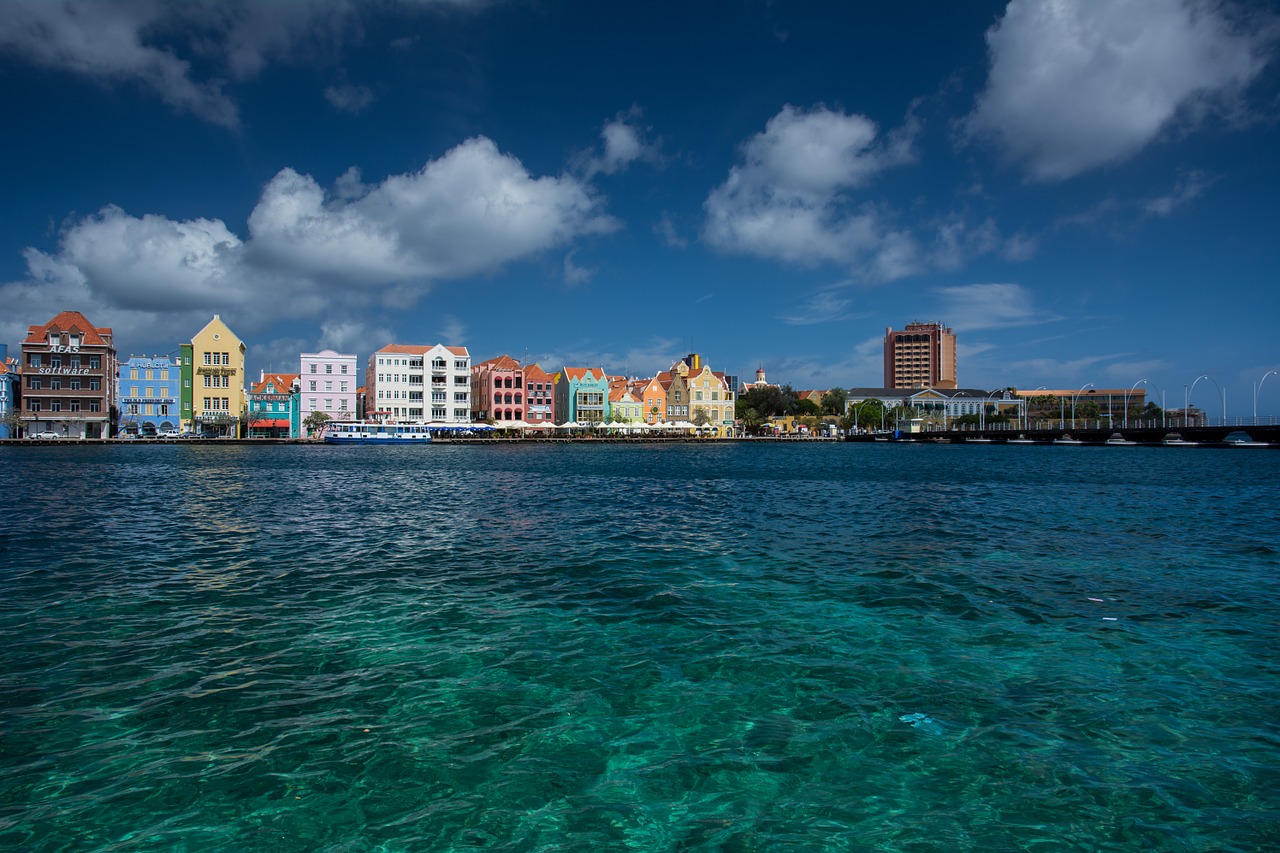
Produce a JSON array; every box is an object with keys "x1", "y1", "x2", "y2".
[
  {"x1": 366, "y1": 343, "x2": 471, "y2": 423},
  {"x1": 883, "y1": 321, "x2": 956, "y2": 389}
]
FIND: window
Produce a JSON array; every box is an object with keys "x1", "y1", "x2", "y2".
[
  {"x1": 325, "y1": 364, "x2": 332, "y2": 374},
  {"x1": 29, "y1": 377, "x2": 42, "y2": 390},
  {"x1": 340, "y1": 382, "x2": 348, "y2": 392},
  {"x1": 221, "y1": 353, "x2": 230, "y2": 365},
  {"x1": 204, "y1": 352, "x2": 212, "y2": 365},
  {"x1": 130, "y1": 369, "x2": 139, "y2": 380},
  {"x1": 455, "y1": 360, "x2": 467, "y2": 371},
  {"x1": 51, "y1": 357, "x2": 61, "y2": 369},
  {"x1": 325, "y1": 399, "x2": 333, "y2": 410},
  {"x1": 325, "y1": 381, "x2": 332, "y2": 391},
  {"x1": 183, "y1": 379, "x2": 190, "y2": 388},
  {"x1": 89, "y1": 401, "x2": 101, "y2": 413},
  {"x1": 145, "y1": 386, "x2": 153, "y2": 397},
  {"x1": 28, "y1": 354, "x2": 41, "y2": 368},
  {"x1": 145, "y1": 370, "x2": 153, "y2": 380},
  {"x1": 311, "y1": 364, "x2": 317, "y2": 373},
  {"x1": 50, "y1": 400, "x2": 61, "y2": 412},
  {"x1": 309, "y1": 381, "x2": 317, "y2": 391},
  {"x1": 432, "y1": 358, "x2": 446, "y2": 369},
  {"x1": 30, "y1": 400, "x2": 41, "y2": 411},
  {"x1": 90, "y1": 379, "x2": 101, "y2": 391},
  {"x1": 70, "y1": 379, "x2": 81, "y2": 390},
  {"x1": 341, "y1": 365, "x2": 348, "y2": 374},
  {"x1": 89, "y1": 356, "x2": 100, "y2": 369},
  {"x1": 51, "y1": 379, "x2": 62, "y2": 390},
  {"x1": 69, "y1": 400, "x2": 81, "y2": 412}
]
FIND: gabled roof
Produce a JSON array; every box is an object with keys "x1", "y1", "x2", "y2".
[
  {"x1": 377, "y1": 343, "x2": 470, "y2": 358},
  {"x1": 524, "y1": 363, "x2": 553, "y2": 381},
  {"x1": 562, "y1": 366, "x2": 606, "y2": 382},
  {"x1": 480, "y1": 354, "x2": 522, "y2": 370},
  {"x1": 25, "y1": 311, "x2": 112, "y2": 346},
  {"x1": 252, "y1": 373, "x2": 299, "y2": 394},
  {"x1": 608, "y1": 386, "x2": 639, "y2": 403}
]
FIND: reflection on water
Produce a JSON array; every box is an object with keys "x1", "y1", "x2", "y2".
[{"x1": 0, "y1": 442, "x2": 1277, "y2": 851}]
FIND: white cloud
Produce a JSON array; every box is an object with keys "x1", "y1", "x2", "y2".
[
  {"x1": 574, "y1": 107, "x2": 661, "y2": 178},
  {"x1": 965, "y1": 0, "x2": 1276, "y2": 182},
  {"x1": 325, "y1": 84, "x2": 376, "y2": 114},
  {"x1": 780, "y1": 290, "x2": 857, "y2": 326},
  {"x1": 0, "y1": 0, "x2": 475, "y2": 127},
  {"x1": 1143, "y1": 170, "x2": 1215, "y2": 216},
  {"x1": 935, "y1": 282, "x2": 1060, "y2": 331},
  {"x1": 562, "y1": 251, "x2": 595, "y2": 286},
  {"x1": 654, "y1": 213, "x2": 688, "y2": 248},
  {"x1": 435, "y1": 315, "x2": 468, "y2": 346},
  {"x1": 703, "y1": 104, "x2": 924, "y2": 280},
  {"x1": 0, "y1": 136, "x2": 615, "y2": 350}
]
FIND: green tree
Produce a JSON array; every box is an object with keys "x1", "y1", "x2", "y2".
[
  {"x1": 820, "y1": 387, "x2": 848, "y2": 416},
  {"x1": 1, "y1": 409, "x2": 23, "y2": 438},
  {"x1": 691, "y1": 407, "x2": 713, "y2": 428},
  {"x1": 795, "y1": 398, "x2": 821, "y2": 417},
  {"x1": 738, "y1": 405, "x2": 764, "y2": 434},
  {"x1": 304, "y1": 410, "x2": 332, "y2": 437}
]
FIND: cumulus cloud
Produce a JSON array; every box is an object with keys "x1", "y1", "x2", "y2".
[
  {"x1": 779, "y1": 290, "x2": 859, "y2": 325},
  {"x1": 703, "y1": 104, "x2": 923, "y2": 280},
  {"x1": 964, "y1": 0, "x2": 1277, "y2": 182},
  {"x1": 935, "y1": 282, "x2": 1060, "y2": 331},
  {"x1": 574, "y1": 107, "x2": 661, "y2": 178},
  {"x1": 0, "y1": 136, "x2": 615, "y2": 350}
]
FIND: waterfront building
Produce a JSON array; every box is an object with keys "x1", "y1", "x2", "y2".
[
  {"x1": 182, "y1": 315, "x2": 247, "y2": 437},
  {"x1": 666, "y1": 354, "x2": 735, "y2": 436},
  {"x1": 20, "y1": 310, "x2": 117, "y2": 439},
  {"x1": 844, "y1": 386, "x2": 1026, "y2": 429},
  {"x1": 471, "y1": 355, "x2": 525, "y2": 422},
  {"x1": 607, "y1": 381, "x2": 643, "y2": 426},
  {"x1": 0, "y1": 344, "x2": 20, "y2": 438},
  {"x1": 117, "y1": 355, "x2": 181, "y2": 435},
  {"x1": 884, "y1": 321, "x2": 957, "y2": 389},
  {"x1": 552, "y1": 366, "x2": 609, "y2": 424},
  {"x1": 367, "y1": 343, "x2": 471, "y2": 423},
  {"x1": 300, "y1": 350, "x2": 357, "y2": 433},
  {"x1": 631, "y1": 375, "x2": 666, "y2": 425},
  {"x1": 248, "y1": 372, "x2": 300, "y2": 438},
  {"x1": 1014, "y1": 388, "x2": 1148, "y2": 425},
  {"x1": 523, "y1": 363, "x2": 556, "y2": 424},
  {"x1": 739, "y1": 366, "x2": 776, "y2": 395}
]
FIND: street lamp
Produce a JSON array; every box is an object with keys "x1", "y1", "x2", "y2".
[
  {"x1": 1254, "y1": 370, "x2": 1278, "y2": 423},
  {"x1": 1124, "y1": 379, "x2": 1149, "y2": 429},
  {"x1": 1071, "y1": 383, "x2": 1095, "y2": 430},
  {"x1": 1186, "y1": 375, "x2": 1222, "y2": 427},
  {"x1": 983, "y1": 388, "x2": 1005, "y2": 432},
  {"x1": 1024, "y1": 385, "x2": 1047, "y2": 431}
]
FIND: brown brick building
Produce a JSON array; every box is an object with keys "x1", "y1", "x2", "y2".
[
  {"x1": 21, "y1": 311, "x2": 118, "y2": 439},
  {"x1": 883, "y1": 321, "x2": 957, "y2": 389}
]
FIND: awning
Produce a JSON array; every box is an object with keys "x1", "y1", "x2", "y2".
[{"x1": 250, "y1": 419, "x2": 290, "y2": 428}]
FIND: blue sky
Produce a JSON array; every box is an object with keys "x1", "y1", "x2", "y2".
[{"x1": 2, "y1": 0, "x2": 1278, "y2": 415}]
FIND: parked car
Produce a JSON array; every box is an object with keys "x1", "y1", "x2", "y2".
[
  {"x1": 157, "y1": 429, "x2": 180, "y2": 438},
  {"x1": 34, "y1": 431, "x2": 61, "y2": 439}
]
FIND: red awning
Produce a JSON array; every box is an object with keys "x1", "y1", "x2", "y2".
[{"x1": 250, "y1": 419, "x2": 290, "y2": 428}]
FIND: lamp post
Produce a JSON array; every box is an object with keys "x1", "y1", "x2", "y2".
[
  {"x1": 1024, "y1": 385, "x2": 1047, "y2": 431},
  {"x1": 1071, "y1": 383, "x2": 1095, "y2": 430},
  {"x1": 1187, "y1": 375, "x2": 1218, "y2": 427},
  {"x1": 1124, "y1": 379, "x2": 1149, "y2": 429},
  {"x1": 1254, "y1": 370, "x2": 1277, "y2": 423},
  {"x1": 983, "y1": 388, "x2": 1005, "y2": 432}
]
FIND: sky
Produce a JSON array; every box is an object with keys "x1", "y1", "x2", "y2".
[{"x1": 1, "y1": 0, "x2": 1279, "y2": 415}]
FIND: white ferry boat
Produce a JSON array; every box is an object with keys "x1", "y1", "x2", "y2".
[{"x1": 323, "y1": 421, "x2": 432, "y2": 444}]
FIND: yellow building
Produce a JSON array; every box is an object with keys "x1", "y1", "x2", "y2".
[
  {"x1": 668, "y1": 353, "x2": 735, "y2": 437},
  {"x1": 185, "y1": 315, "x2": 247, "y2": 436}
]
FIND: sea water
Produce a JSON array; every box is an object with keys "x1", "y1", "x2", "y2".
[{"x1": 1, "y1": 442, "x2": 1277, "y2": 851}]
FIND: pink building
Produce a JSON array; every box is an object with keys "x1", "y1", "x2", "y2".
[
  {"x1": 471, "y1": 355, "x2": 525, "y2": 422},
  {"x1": 523, "y1": 364, "x2": 555, "y2": 424}
]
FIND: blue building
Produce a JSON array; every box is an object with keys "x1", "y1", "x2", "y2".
[
  {"x1": 0, "y1": 344, "x2": 19, "y2": 438},
  {"x1": 552, "y1": 366, "x2": 610, "y2": 425},
  {"x1": 117, "y1": 355, "x2": 181, "y2": 435}
]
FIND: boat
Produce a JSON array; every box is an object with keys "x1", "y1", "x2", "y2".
[
  {"x1": 1007, "y1": 434, "x2": 1036, "y2": 444},
  {"x1": 323, "y1": 421, "x2": 433, "y2": 444},
  {"x1": 1105, "y1": 433, "x2": 1136, "y2": 445},
  {"x1": 1163, "y1": 432, "x2": 1198, "y2": 447},
  {"x1": 1223, "y1": 431, "x2": 1269, "y2": 447},
  {"x1": 965, "y1": 437, "x2": 993, "y2": 443}
]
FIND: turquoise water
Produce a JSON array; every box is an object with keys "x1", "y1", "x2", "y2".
[{"x1": 1, "y1": 443, "x2": 1277, "y2": 851}]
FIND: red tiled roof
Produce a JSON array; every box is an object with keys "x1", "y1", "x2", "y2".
[
  {"x1": 524, "y1": 364, "x2": 552, "y2": 381},
  {"x1": 251, "y1": 373, "x2": 299, "y2": 394},
  {"x1": 480, "y1": 354, "x2": 521, "y2": 370},
  {"x1": 562, "y1": 366, "x2": 605, "y2": 381},
  {"x1": 24, "y1": 311, "x2": 112, "y2": 346}
]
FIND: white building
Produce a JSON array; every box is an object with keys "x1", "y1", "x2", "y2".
[
  {"x1": 366, "y1": 343, "x2": 471, "y2": 423},
  {"x1": 300, "y1": 350, "x2": 358, "y2": 433}
]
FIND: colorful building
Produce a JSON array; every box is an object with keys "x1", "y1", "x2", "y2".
[
  {"x1": 184, "y1": 315, "x2": 247, "y2": 437},
  {"x1": 0, "y1": 344, "x2": 20, "y2": 438},
  {"x1": 366, "y1": 343, "x2": 471, "y2": 423},
  {"x1": 608, "y1": 381, "x2": 643, "y2": 426},
  {"x1": 117, "y1": 355, "x2": 181, "y2": 435},
  {"x1": 632, "y1": 375, "x2": 666, "y2": 425},
  {"x1": 665, "y1": 354, "x2": 735, "y2": 436},
  {"x1": 20, "y1": 310, "x2": 117, "y2": 439},
  {"x1": 300, "y1": 350, "x2": 358, "y2": 433},
  {"x1": 884, "y1": 321, "x2": 957, "y2": 389},
  {"x1": 471, "y1": 355, "x2": 525, "y2": 422},
  {"x1": 248, "y1": 372, "x2": 300, "y2": 438},
  {"x1": 552, "y1": 366, "x2": 609, "y2": 425},
  {"x1": 523, "y1": 363, "x2": 555, "y2": 424}
]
